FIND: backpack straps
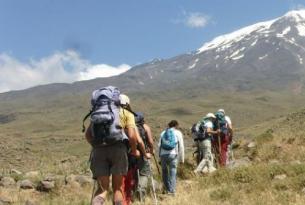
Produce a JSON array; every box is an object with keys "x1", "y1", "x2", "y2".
[{"x1": 82, "y1": 109, "x2": 93, "y2": 133}]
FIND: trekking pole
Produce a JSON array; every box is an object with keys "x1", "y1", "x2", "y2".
[
  {"x1": 90, "y1": 180, "x2": 97, "y2": 205},
  {"x1": 217, "y1": 123, "x2": 222, "y2": 167},
  {"x1": 152, "y1": 154, "x2": 161, "y2": 176},
  {"x1": 148, "y1": 160, "x2": 158, "y2": 205},
  {"x1": 137, "y1": 169, "x2": 144, "y2": 204}
]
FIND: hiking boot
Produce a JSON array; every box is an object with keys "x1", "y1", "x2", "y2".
[
  {"x1": 208, "y1": 166, "x2": 217, "y2": 173},
  {"x1": 167, "y1": 192, "x2": 175, "y2": 196},
  {"x1": 92, "y1": 195, "x2": 105, "y2": 205},
  {"x1": 201, "y1": 166, "x2": 209, "y2": 174}
]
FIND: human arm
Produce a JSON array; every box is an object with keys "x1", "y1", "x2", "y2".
[
  {"x1": 177, "y1": 130, "x2": 185, "y2": 163},
  {"x1": 135, "y1": 128, "x2": 151, "y2": 159},
  {"x1": 158, "y1": 131, "x2": 163, "y2": 158},
  {"x1": 207, "y1": 127, "x2": 220, "y2": 135},
  {"x1": 123, "y1": 110, "x2": 140, "y2": 157},
  {"x1": 143, "y1": 124, "x2": 154, "y2": 154},
  {"x1": 85, "y1": 123, "x2": 93, "y2": 145}
]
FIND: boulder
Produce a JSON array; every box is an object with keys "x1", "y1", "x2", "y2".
[
  {"x1": 0, "y1": 196, "x2": 12, "y2": 205},
  {"x1": 10, "y1": 169, "x2": 22, "y2": 175},
  {"x1": 37, "y1": 180, "x2": 55, "y2": 192},
  {"x1": 228, "y1": 157, "x2": 251, "y2": 169},
  {"x1": 66, "y1": 174, "x2": 93, "y2": 186},
  {"x1": 24, "y1": 171, "x2": 40, "y2": 179},
  {"x1": 0, "y1": 196, "x2": 13, "y2": 205},
  {"x1": 269, "y1": 160, "x2": 280, "y2": 164},
  {"x1": 74, "y1": 175, "x2": 93, "y2": 186},
  {"x1": 0, "y1": 177, "x2": 16, "y2": 187},
  {"x1": 19, "y1": 179, "x2": 34, "y2": 189},
  {"x1": 24, "y1": 200, "x2": 37, "y2": 205},
  {"x1": 274, "y1": 174, "x2": 287, "y2": 180},
  {"x1": 247, "y1": 142, "x2": 256, "y2": 149},
  {"x1": 44, "y1": 174, "x2": 65, "y2": 186}
]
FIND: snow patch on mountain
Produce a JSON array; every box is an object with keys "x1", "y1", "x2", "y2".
[
  {"x1": 284, "y1": 10, "x2": 305, "y2": 22},
  {"x1": 188, "y1": 58, "x2": 199, "y2": 70},
  {"x1": 251, "y1": 39, "x2": 258, "y2": 46},
  {"x1": 297, "y1": 54, "x2": 303, "y2": 64},
  {"x1": 296, "y1": 24, "x2": 305, "y2": 36},
  {"x1": 231, "y1": 54, "x2": 244, "y2": 60},
  {"x1": 259, "y1": 54, "x2": 268, "y2": 60},
  {"x1": 197, "y1": 19, "x2": 277, "y2": 54},
  {"x1": 277, "y1": 27, "x2": 291, "y2": 37}
]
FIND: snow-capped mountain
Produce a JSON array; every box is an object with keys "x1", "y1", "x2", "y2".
[
  {"x1": 1, "y1": 9, "x2": 305, "y2": 100},
  {"x1": 123, "y1": 10, "x2": 305, "y2": 92}
]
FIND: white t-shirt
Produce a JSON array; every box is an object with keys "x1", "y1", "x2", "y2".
[
  {"x1": 158, "y1": 128, "x2": 185, "y2": 163},
  {"x1": 225, "y1": 116, "x2": 232, "y2": 126}
]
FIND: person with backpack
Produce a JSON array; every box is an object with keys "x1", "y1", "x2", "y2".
[
  {"x1": 217, "y1": 109, "x2": 234, "y2": 165},
  {"x1": 158, "y1": 120, "x2": 184, "y2": 195},
  {"x1": 121, "y1": 112, "x2": 153, "y2": 205},
  {"x1": 213, "y1": 110, "x2": 231, "y2": 167},
  {"x1": 194, "y1": 113, "x2": 219, "y2": 174},
  {"x1": 134, "y1": 112, "x2": 155, "y2": 201},
  {"x1": 83, "y1": 86, "x2": 140, "y2": 205}
]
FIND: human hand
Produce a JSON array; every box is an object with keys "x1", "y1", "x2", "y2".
[
  {"x1": 130, "y1": 149, "x2": 141, "y2": 158},
  {"x1": 145, "y1": 152, "x2": 152, "y2": 159}
]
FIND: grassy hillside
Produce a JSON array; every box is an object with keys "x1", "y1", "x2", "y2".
[
  {"x1": 2, "y1": 106, "x2": 305, "y2": 204},
  {"x1": 1, "y1": 87, "x2": 305, "y2": 171}
]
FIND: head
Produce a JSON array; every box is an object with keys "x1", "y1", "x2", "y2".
[
  {"x1": 206, "y1": 113, "x2": 216, "y2": 122},
  {"x1": 218, "y1": 109, "x2": 225, "y2": 115},
  {"x1": 135, "y1": 112, "x2": 145, "y2": 125},
  {"x1": 168, "y1": 120, "x2": 179, "y2": 128},
  {"x1": 119, "y1": 94, "x2": 131, "y2": 109}
]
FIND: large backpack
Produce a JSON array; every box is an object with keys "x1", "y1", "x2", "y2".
[
  {"x1": 135, "y1": 112, "x2": 148, "y2": 149},
  {"x1": 194, "y1": 118, "x2": 210, "y2": 141},
  {"x1": 160, "y1": 128, "x2": 177, "y2": 151},
  {"x1": 215, "y1": 111, "x2": 228, "y2": 135},
  {"x1": 82, "y1": 86, "x2": 124, "y2": 146}
]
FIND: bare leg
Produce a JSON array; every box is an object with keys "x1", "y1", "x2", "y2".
[
  {"x1": 112, "y1": 174, "x2": 124, "y2": 205},
  {"x1": 92, "y1": 176, "x2": 109, "y2": 205}
]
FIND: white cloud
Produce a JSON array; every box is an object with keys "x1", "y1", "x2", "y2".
[
  {"x1": 0, "y1": 50, "x2": 131, "y2": 93},
  {"x1": 186, "y1": 13, "x2": 210, "y2": 28},
  {"x1": 172, "y1": 11, "x2": 210, "y2": 29},
  {"x1": 78, "y1": 64, "x2": 131, "y2": 81}
]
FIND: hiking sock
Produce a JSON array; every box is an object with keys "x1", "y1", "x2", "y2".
[
  {"x1": 92, "y1": 195, "x2": 105, "y2": 205},
  {"x1": 113, "y1": 201, "x2": 123, "y2": 205}
]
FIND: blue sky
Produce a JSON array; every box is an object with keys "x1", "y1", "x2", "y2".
[{"x1": 0, "y1": 0, "x2": 304, "y2": 92}]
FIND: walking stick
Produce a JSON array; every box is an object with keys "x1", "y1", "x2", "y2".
[
  {"x1": 90, "y1": 180, "x2": 97, "y2": 205},
  {"x1": 148, "y1": 160, "x2": 158, "y2": 205},
  {"x1": 136, "y1": 169, "x2": 144, "y2": 204},
  {"x1": 152, "y1": 154, "x2": 161, "y2": 176}
]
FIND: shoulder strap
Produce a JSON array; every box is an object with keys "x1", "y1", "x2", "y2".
[{"x1": 82, "y1": 110, "x2": 93, "y2": 133}]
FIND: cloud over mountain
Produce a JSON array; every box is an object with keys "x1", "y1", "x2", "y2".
[{"x1": 0, "y1": 50, "x2": 130, "y2": 93}]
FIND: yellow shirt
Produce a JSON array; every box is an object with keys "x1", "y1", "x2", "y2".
[{"x1": 119, "y1": 108, "x2": 136, "y2": 129}]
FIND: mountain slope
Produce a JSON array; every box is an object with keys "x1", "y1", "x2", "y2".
[{"x1": 2, "y1": 10, "x2": 305, "y2": 171}]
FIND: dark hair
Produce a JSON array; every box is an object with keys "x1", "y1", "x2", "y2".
[{"x1": 168, "y1": 120, "x2": 179, "y2": 128}]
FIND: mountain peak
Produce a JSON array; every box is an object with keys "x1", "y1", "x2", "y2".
[
  {"x1": 197, "y1": 10, "x2": 305, "y2": 54},
  {"x1": 284, "y1": 9, "x2": 305, "y2": 21}
]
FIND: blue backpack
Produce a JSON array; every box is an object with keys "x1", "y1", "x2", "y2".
[{"x1": 161, "y1": 128, "x2": 177, "y2": 150}]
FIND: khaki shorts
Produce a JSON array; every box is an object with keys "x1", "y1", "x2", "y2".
[{"x1": 90, "y1": 142, "x2": 128, "y2": 178}]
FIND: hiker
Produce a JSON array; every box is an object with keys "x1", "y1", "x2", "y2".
[
  {"x1": 122, "y1": 112, "x2": 152, "y2": 205},
  {"x1": 194, "y1": 113, "x2": 219, "y2": 174},
  {"x1": 191, "y1": 123, "x2": 203, "y2": 165},
  {"x1": 158, "y1": 120, "x2": 184, "y2": 195},
  {"x1": 84, "y1": 86, "x2": 140, "y2": 205},
  {"x1": 134, "y1": 112, "x2": 155, "y2": 201},
  {"x1": 217, "y1": 109, "x2": 234, "y2": 165},
  {"x1": 212, "y1": 109, "x2": 232, "y2": 167}
]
